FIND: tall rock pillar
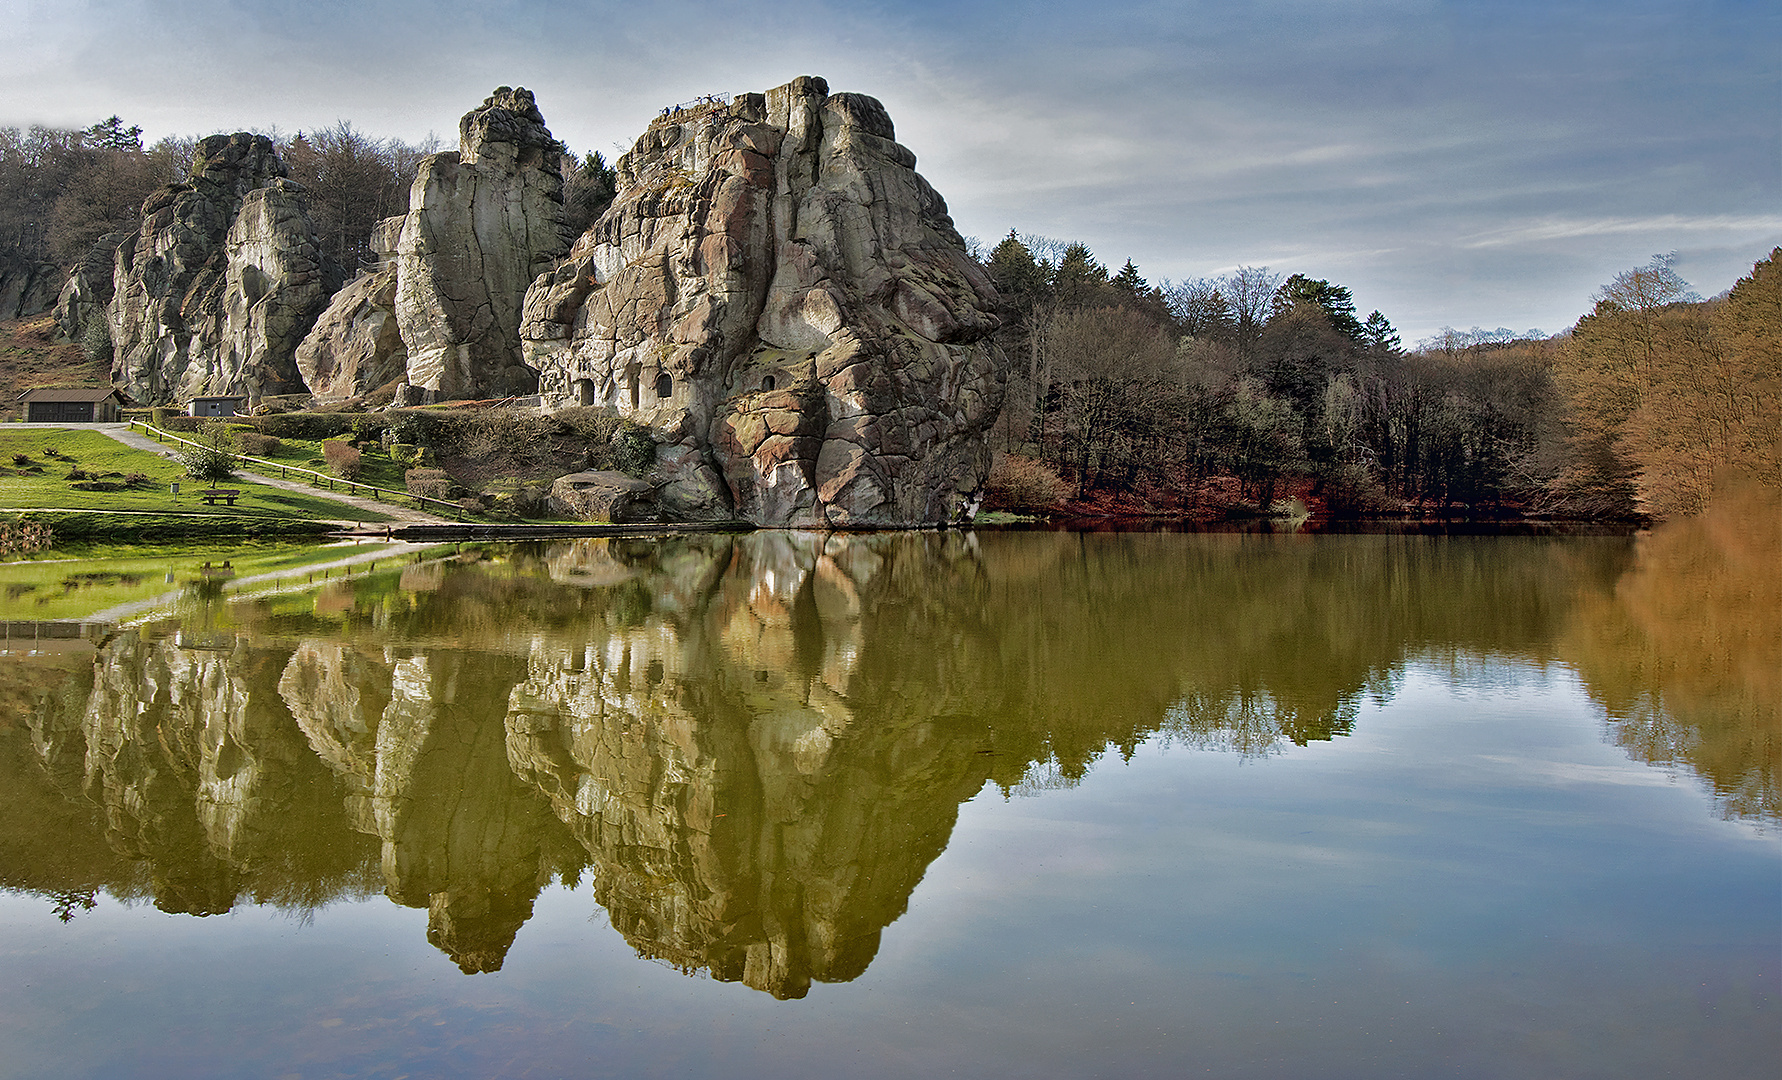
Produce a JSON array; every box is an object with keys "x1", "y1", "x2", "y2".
[{"x1": 395, "y1": 87, "x2": 573, "y2": 399}]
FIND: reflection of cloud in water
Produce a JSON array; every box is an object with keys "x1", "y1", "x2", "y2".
[{"x1": 1474, "y1": 756, "x2": 1684, "y2": 789}]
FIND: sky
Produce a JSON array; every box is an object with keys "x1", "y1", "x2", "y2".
[{"x1": 3, "y1": 0, "x2": 1776, "y2": 344}]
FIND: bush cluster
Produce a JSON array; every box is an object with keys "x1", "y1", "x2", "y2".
[
  {"x1": 234, "y1": 431, "x2": 282, "y2": 457},
  {"x1": 321, "y1": 439, "x2": 362, "y2": 480},
  {"x1": 609, "y1": 422, "x2": 657, "y2": 477},
  {"x1": 388, "y1": 442, "x2": 434, "y2": 468},
  {"x1": 985, "y1": 453, "x2": 1071, "y2": 510},
  {"x1": 179, "y1": 441, "x2": 235, "y2": 485},
  {"x1": 454, "y1": 410, "x2": 554, "y2": 464},
  {"x1": 383, "y1": 409, "x2": 446, "y2": 447},
  {"x1": 404, "y1": 467, "x2": 453, "y2": 500}
]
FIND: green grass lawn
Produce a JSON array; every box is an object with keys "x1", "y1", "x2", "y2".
[
  {"x1": 0, "y1": 538, "x2": 414, "y2": 620},
  {"x1": 0, "y1": 429, "x2": 392, "y2": 522},
  {"x1": 134, "y1": 423, "x2": 503, "y2": 520},
  {"x1": 220, "y1": 427, "x2": 412, "y2": 490}
]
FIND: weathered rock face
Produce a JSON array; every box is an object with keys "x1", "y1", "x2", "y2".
[
  {"x1": 107, "y1": 134, "x2": 340, "y2": 405},
  {"x1": 394, "y1": 88, "x2": 572, "y2": 399},
  {"x1": 0, "y1": 255, "x2": 62, "y2": 321},
  {"x1": 291, "y1": 263, "x2": 403, "y2": 401},
  {"x1": 14, "y1": 531, "x2": 1048, "y2": 988},
  {"x1": 522, "y1": 76, "x2": 1005, "y2": 527},
  {"x1": 51, "y1": 232, "x2": 130, "y2": 342},
  {"x1": 546, "y1": 469, "x2": 657, "y2": 522},
  {"x1": 294, "y1": 216, "x2": 405, "y2": 403},
  {"x1": 280, "y1": 642, "x2": 566, "y2": 973}
]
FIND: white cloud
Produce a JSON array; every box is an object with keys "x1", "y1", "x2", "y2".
[{"x1": 0, "y1": 0, "x2": 1774, "y2": 340}]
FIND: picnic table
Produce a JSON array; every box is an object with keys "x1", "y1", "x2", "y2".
[{"x1": 200, "y1": 489, "x2": 241, "y2": 506}]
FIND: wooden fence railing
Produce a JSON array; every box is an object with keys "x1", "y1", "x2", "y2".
[{"x1": 128, "y1": 421, "x2": 468, "y2": 520}]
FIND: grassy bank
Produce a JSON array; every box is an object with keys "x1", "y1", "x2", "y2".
[{"x1": 0, "y1": 428, "x2": 391, "y2": 523}]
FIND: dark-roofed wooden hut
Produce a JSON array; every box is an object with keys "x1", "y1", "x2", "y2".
[{"x1": 18, "y1": 387, "x2": 127, "y2": 423}]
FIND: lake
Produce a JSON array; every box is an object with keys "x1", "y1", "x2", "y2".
[{"x1": 1, "y1": 509, "x2": 1776, "y2": 1078}]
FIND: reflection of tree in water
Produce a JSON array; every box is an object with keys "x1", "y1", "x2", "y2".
[
  {"x1": 6, "y1": 523, "x2": 1768, "y2": 993},
  {"x1": 49, "y1": 886, "x2": 97, "y2": 922},
  {"x1": 1561, "y1": 484, "x2": 1781, "y2": 821}
]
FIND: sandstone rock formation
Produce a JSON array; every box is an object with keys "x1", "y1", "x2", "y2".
[
  {"x1": 20, "y1": 532, "x2": 1048, "y2": 986},
  {"x1": 546, "y1": 469, "x2": 657, "y2": 522},
  {"x1": 392, "y1": 88, "x2": 572, "y2": 399},
  {"x1": 46, "y1": 630, "x2": 363, "y2": 916},
  {"x1": 0, "y1": 255, "x2": 62, "y2": 321},
  {"x1": 107, "y1": 134, "x2": 341, "y2": 404},
  {"x1": 521, "y1": 76, "x2": 1005, "y2": 527},
  {"x1": 280, "y1": 642, "x2": 568, "y2": 973},
  {"x1": 293, "y1": 219, "x2": 406, "y2": 401},
  {"x1": 51, "y1": 232, "x2": 130, "y2": 342}
]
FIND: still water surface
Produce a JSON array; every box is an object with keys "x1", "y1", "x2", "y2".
[{"x1": 1, "y1": 518, "x2": 1776, "y2": 1078}]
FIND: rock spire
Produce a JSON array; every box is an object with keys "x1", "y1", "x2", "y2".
[{"x1": 521, "y1": 76, "x2": 1006, "y2": 527}]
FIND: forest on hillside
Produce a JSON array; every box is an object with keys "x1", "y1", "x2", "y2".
[
  {"x1": 979, "y1": 238, "x2": 1779, "y2": 522},
  {"x1": 1, "y1": 115, "x2": 1775, "y2": 523}
]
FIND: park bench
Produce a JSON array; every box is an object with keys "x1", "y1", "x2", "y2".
[{"x1": 200, "y1": 489, "x2": 241, "y2": 506}]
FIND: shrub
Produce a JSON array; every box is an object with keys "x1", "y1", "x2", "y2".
[
  {"x1": 384, "y1": 410, "x2": 441, "y2": 447},
  {"x1": 180, "y1": 444, "x2": 235, "y2": 485},
  {"x1": 322, "y1": 439, "x2": 362, "y2": 480},
  {"x1": 552, "y1": 407, "x2": 622, "y2": 445},
  {"x1": 79, "y1": 318, "x2": 112, "y2": 364},
  {"x1": 11, "y1": 454, "x2": 31, "y2": 466},
  {"x1": 984, "y1": 454, "x2": 1053, "y2": 509},
  {"x1": 389, "y1": 442, "x2": 435, "y2": 468},
  {"x1": 64, "y1": 468, "x2": 90, "y2": 481},
  {"x1": 124, "y1": 472, "x2": 150, "y2": 487},
  {"x1": 404, "y1": 467, "x2": 454, "y2": 500},
  {"x1": 984, "y1": 453, "x2": 1071, "y2": 511},
  {"x1": 149, "y1": 407, "x2": 169, "y2": 428},
  {"x1": 610, "y1": 422, "x2": 657, "y2": 477},
  {"x1": 43, "y1": 448, "x2": 61, "y2": 458},
  {"x1": 234, "y1": 431, "x2": 282, "y2": 457},
  {"x1": 456, "y1": 410, "x2": 553, "y2": 463}
]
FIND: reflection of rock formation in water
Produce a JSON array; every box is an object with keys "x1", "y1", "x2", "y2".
[
  {"x1": 14, "y1": 524, "x2": 1768, "y2": 994},
  {"x1": 281, "y1": 644, "x2": 577, "y2": 972},
  {"x1": 506, "y1": 532, "x2": 996, "y2": 998},
  {"x1": 0, "y1": 653, "x2": 138, "y2": 912},
  {"x1": 44, "y1": 630, "x2": 371, "y2": 914}
]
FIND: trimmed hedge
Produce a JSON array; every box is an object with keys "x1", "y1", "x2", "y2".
[{"x1": 252, "y1": 412, "x2": 374, "y2": 440}]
